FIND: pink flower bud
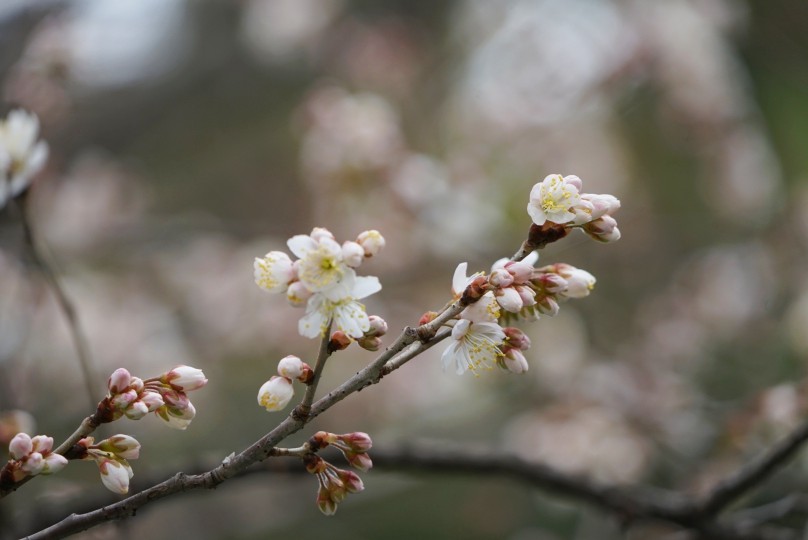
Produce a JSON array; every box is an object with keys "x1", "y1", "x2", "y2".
[
  {"x1": 536, "y1": 295, "x2": 560, "y2": 316},
  {"x1": 96, "y1": 457, "x2": 133, "y2": 494},
  {"x1": 341, "y1": 241, "x2": 365, "y2": 268},
  {"x1": 489, "y1": 268, "x2": 514, "y2": 288},
  {"x1": 139, "y1": 391, "x2": 165, "y2": 412},
  {"x1": 563, "y1": 174, "x2": 583, "y2": 191},
  {"x1": 21, "y1": 452, "x2": 44, "y2": 474},
  {"x1": 163, "y1": 365, "x2": 207, "y2": 392},
  {"x1": 345, "y1": 451, "x2": 373, "y2": 472},
  {"x1": 124, "y1": 401, "x2": 149, "y2": 420},
  {"x1": 503, "y1": 327, "x2": 531, "y2": 351},
  {"x1": 286, "y1": 281, "x2": 313, "y2": 307},
  {"x1": 9, "y1": 432, "x2": 33, "y2": 460},
  {"x1": 257, "y1": 376, "x2": 294, "y2": 412},
  {"x1": 111, "y1": 389, "x2": 139, "y2": 410},
  {"x1": 337, "y1": 432, "x2": 373, "y2": 452},
  {"x1": 356, "y1": 230, "x2": 385, "y2": 257},
  {"x1": 535, "y1": 272, "x2": 567, "y2": 294},
  {"x1": 277, "y1": 355, "x2": 305, "y2": 379},
  {"x1": 30, "y1": 435, "x2": 54, "y2": 454},
  {"x1": 366, "y1": 315, "x2": 388, "y2": 337},
  {"x1": 42, "y1": 453, "x2": 68, "y2": 474},
  {"x1": 515, "y1": 285, "x2": 536, "y2": 307},
  {"x1": 495, "y1": 287, "x2": 524, "y2": 313},
  {"x1": 337, "y1": 469, "x2": 365, "y2": 492},
  {"x1": 583, "y1": 215, "x2": 621, "y2": 242},
  {"x1": 317, "y1": 486, "x2": 338, "y2": 515},
  {"x1": 504, "y1": 261, "x2": 534, "y2": 284},
  {"x1": 99, "y1": 435, "x2": 141, "y2": 460},
  {"x1": 108, "y1": 368, "x2": 132, "y2": 394},
  {"x1": 582, "y1": 193, "x2": 620, "y2": 220}
]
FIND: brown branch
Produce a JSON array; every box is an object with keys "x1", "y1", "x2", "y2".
[
  {"x1": 294, "y1": 320, "x2": 333, "y2": 419},
  {"x1": 699, "y1": 419, "x2": 808, "y2": 517},
  {"x1": 16, "y1": 197, "x2": 98, "y2": 406}
]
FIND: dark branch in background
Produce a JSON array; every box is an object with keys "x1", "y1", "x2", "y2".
[
  {"x1": 23, "y1": 441, "x2": 806, "y2": 540},
  {"x1": 16, "y1": 196, "x2": 98, "y2": 405}
]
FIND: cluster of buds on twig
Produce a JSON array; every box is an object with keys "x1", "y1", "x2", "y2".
[
  {"x1": 329, "y1": 314, "x2": 389, "y2": 353},
  {"x1": 103, "y1": 365, "x2": 208, "y2": 429},
  {"x1": 258, "y1": 355, "x2": 313, "y2": 412},
  {"x1": 0, "y1": 109, "x2": 48, "y2": 210},
  {"x1": 1, "y1": 434, "x2": 67, "y2": 486},
  {"x1": 254, "y1": 227, "x2": 384, "y2": 339},
  {"x1": 304, "y1": 431, "x2": 372, "y2": 515},
  {"x1": 73, "y1": 435, "x2": 140, "y2": 494}
]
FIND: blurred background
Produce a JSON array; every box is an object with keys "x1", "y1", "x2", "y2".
[{"x1": 2, "y1": 0, "x2": 808, "y2": 538}]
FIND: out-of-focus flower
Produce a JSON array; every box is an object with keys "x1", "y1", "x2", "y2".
[
  {"x1": 0, "y1": 411, "x2": 36, "y2": 448},
  {"x1": 0, "y1": 109, "x2": 48, "y2": 209},
  {"x1": 257, "y1": 376, "x2": 295, "y2": 412}
]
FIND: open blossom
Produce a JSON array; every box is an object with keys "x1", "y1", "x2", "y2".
[
  {"x1": 0, "y1": 109, "x2": 48, "y2": 209},
  {"x1": 441, "y1": 318, "x2": 505, "y2": 375},
  {"x1": 298, "y1": 273, "x2": 381, "y2": 338},
  {"x1": 527, "y1": 174, "x2": 583, "y2": 226},
  {"x1": 254, "y1": 227, "x2": 384, "y2": 340}
]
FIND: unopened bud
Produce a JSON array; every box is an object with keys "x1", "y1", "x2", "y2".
[
  {"x1": 341, "y1": 241, "x2": 365, "y2": 268},
  {"x1": 504, "y1": 261, "x2": 534, "y2": 284},
  {"x1": 495, "y1": 287, "x2": 524, "y2": 313},
  {"x1": 536, "y1": 295, "x2": 560, "y2": 316},
  {"x1": 366, "y1": 315, "x2": 388, "y2": 337},
  {"x1": 502, "y1": 349, "x2": 529, "y2": 374},
  {"x1": 503, "y1": 327, "x2": 531, "y2": 351},
  {"x1": 257, "y1": 376, "x2": 294, "y2": 412},
  {"x1": 582, "y1": 193, "x2": 620, "y2": 220},
  {"x1": 583, "y1": 215, "x2": 621, "y2": 243},
  {"x1": 277, "y1": 355, "x2": 305, "y2": 379},
  {"x1": 337, "y1": 432, "x2": 373, "y2": 452},
  {"x1": 489, "y1": 268, "x2": 514, "y2": 288},
  {"x1": 108, "y1": 368, "x2": 132, "y2": 394},
  {"x1": 358, "y1": 335, "x2": 382, "y2": 352},
  {"x1": 356, "y1": 230, "x2": 385, "y2": 257},
  {"x1": 310, "y1": 227, "x2": 335, "y2": 243},
  {"x1": 419, "y1": 311, "x2": 438, "y2": 325},
  {"x1": 287, "y1": 281, "x2": 313, "y2": 307}
]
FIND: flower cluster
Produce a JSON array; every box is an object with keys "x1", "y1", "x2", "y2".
[
  {"x1": 0, "y1": 109, "x2": 48, "y2": 210},
  {"x1": 3, "y1": 433, "x2": 67, "y2": 483},
  {"x1": 254, "y1": 227, "x2": 384, "y2": 339},
  {"x1": 305, "y1": 430, "x2": 372, "y2": 515},
  {"x1": 527, "y1": 174, "x2": 621, "y2": 242},
  {"x1": 105, "y1": 365, "x2": 207, "y2": 429},
  {"x1": 441, "y1": 173, "x2": 617, "y2": 376},
  {"x1": 257, "y1": 355, "x2": 313, "y2": 412},
  {"x1": 75, "y1": 435, "x2": 140, "y2": 494}
]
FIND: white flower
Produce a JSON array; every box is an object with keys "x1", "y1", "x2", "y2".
[
  {"x1": 441, "y1": 318, "x2": 505, "y2": 375},
  {"x1": 0, "y1": 109, "x2": 48, "y2": 208},
  {"x1": 527, "y1": 174, "x2": 583, "y2": 226},
  {"x1": 460, "y1": 291, "x2": 501, "y2": 323},
  {"x1": 298, "y1": 273, "x2": 381, "y2": 338},
  {"x1": 254, "y1": 251, "x2": 296, "y2": 293},
  {"x1": 288, "y1": 231, "x2": 350, "y2": 293},
  {"x1": 257, "y1": 376, "x2": 294, "y2": 411}
]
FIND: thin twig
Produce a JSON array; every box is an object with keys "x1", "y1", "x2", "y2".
[
  {"x1": 295, "y1": 321, "x2": 333, "y2": 418},
  {"x1": 16, "y1": 197, "x2": 97, "y2": 405},
  {"x1": 699, "y1": 420, "x2": 808, "y2": 516}
]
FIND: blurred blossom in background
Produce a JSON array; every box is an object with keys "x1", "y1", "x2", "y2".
[{"x1": 1, "y1": 1, "x2": 808, "y2": 539}]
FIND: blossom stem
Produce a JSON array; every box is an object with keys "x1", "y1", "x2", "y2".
[
  {"x1": 17, "y1": 196, "x2": 98, "y2": 407},
  {"x1": 295, "y1": 320, "x2": 334, "y2": 418}
]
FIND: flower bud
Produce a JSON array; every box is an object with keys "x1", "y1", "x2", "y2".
[
  {"x1": 9, "y1": 433, "x2": 33, "y2": 460},
  {"x1": 419, "y1": 311, "x2": 438, "y2": 325},
  {"x1": 489, "y1": 268, "x2": 514, "y2": 288},
  {"x1": 336, "y1": 432, "x2": 373, "y2": 452},
  {"x1": 356, "y1": 230, "x2": 385, "y2": 257},
  {"x1": 536, "y1": 295, "x2": 560, "y2": 316},
  {"x1": 163, "y1": 365, "x2": 207, "y2": 392},
  {"x1": 277, "y1": 355, "x2": 305, "y2": 379},
  {"x1": 140, "y1": 391, "x2": 165, "y2": 412},
  {"x1": 96, "y1": 457, "x2": 134, "y2": 494},
  {"x1": 358, "y1": 335, "x2": 382, "y2": 352},
  {"x1": 583, "y1": 215, "x2": 621, "y2": 243},
  {"x1": 108, "y1": 368, "x2": 132, "y2": 394},
  {"x1": 310, "y1": 227, "x2": 335, "y2": 243},
  {"x1": 124, "y1": 401, "x2": 149, "y2": 420},
  {"x1": 366, "y1": 315, "x2": 388, "y2": 337},
  {"x1": 495, "y1": 287, "x2": 524, "y2": 313},
  {"x1": 98, "y1": 435, "x2": 141, "y2": 460},
  {"x1": 582, "y1": 193, "x2": 620, "y2": 220},
  {"x1": 337, "y1": 469, "x2": 365, "y2": 492},
  {"x1": 515, "y1": 285, "x2": 536, "y2": 307},
  {"x1": 286, "y1": 281, "x2": 313, "y2": 307},
  {"x1": 257, "y1": 376, "x2": 294, "y2": 412},
  {"x1": 534, "y1": 272, "x2": 567, "y2": 294},
  {"x1": 317, "y1": 485, "x2": 338, "y2": 515},
  {"x1": 503, "y1": 327, "x2": 531, "y2": 351},
  {"x1": 341, "y1": 241, "x2": 365, "y2": 268},
  {"x1": 503, "y1": 349, "x2": 529, "y2": 374},
  {"x1": 504, "y1": 261, "x2": 534, "y2": 284}
]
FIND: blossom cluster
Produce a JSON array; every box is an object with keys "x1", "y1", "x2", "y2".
[
  {"x1": 528, "y1": 173, "x2": 621, "y2": 242},
  {"x1": 441, "y1": 173, "x2": 618, "y2": 376},
  {"x1": 305, "y1": 430, "x2": 372, "y2": 515},
  {"x1": 0, "y1": 109, "x2": 48, "y2": 210},
  {"x1": 257, "y1": 355, "x2": 313, "y2": 412},
  {"x1": 4, "y1": 433, "x2": 67, "y2": 483},
  {"x1": 105, "y1": 365, "x2": 208, "y2": 430},
  {"x1": 254, "y1": 227, "x2": 384, "y2": 340}
]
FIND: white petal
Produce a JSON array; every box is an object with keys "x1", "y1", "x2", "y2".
[
  {"x1": 452, "y1": 263, "x2": 469, "y2": 295},
  {"x1": 351, "y1": 275, "x2": 381, "y2": 299},
  {"x1": 287, "y1": 235, "x2": 317, "y2": 258}
]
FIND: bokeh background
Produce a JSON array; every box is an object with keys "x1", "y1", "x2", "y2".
[{"x1": 2, "y1": 0, "x2": 808, "y2": 538}]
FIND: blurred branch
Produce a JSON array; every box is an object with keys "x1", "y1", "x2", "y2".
[
  {"x1": 23, "y1": 443, "x2": 802, "y2": 540},
  {"x1": 16, "y1": 196, "x2": 97, "y2": 405},
  {"x1": 699, "y1": 420, "x2": 808, "y2": 516}
]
